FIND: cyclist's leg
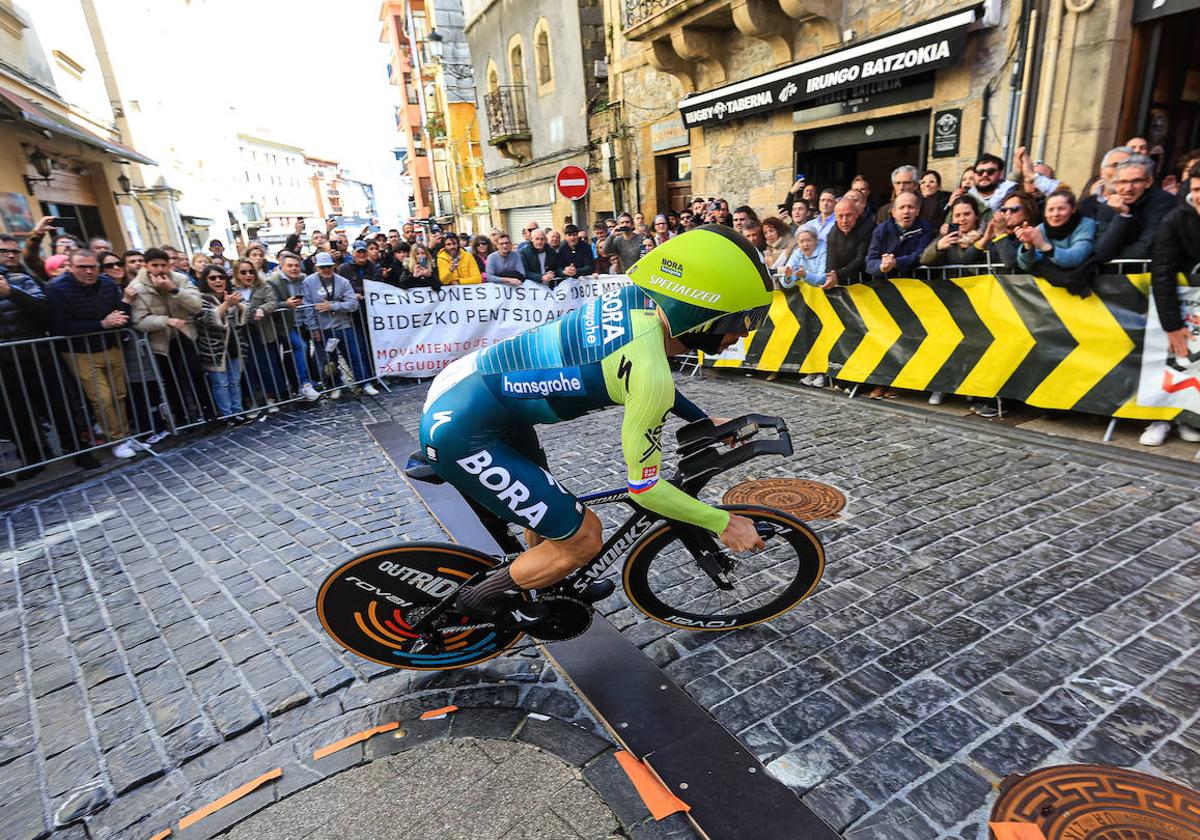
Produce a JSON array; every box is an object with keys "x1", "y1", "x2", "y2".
[
  {"x1": 419, "y1": 377, "x2": 602, "y2": 596},
  {"x1": 508, "y1": 425, "x2": 550, "y2": 550}
]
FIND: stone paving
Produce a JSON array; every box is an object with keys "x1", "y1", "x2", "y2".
[
  {"x1": 221, "y1": 739, "x2": 624, "y2": 840},
  {"x1": 2, "y1": 374, "x2": 1199, "y2": 839}
]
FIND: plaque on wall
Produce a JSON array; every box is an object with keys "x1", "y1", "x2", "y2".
[{"x1": 931, "y1": 108, "x2": 961, "y2": 157}]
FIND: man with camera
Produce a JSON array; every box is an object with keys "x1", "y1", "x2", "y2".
[{"x1": 603, "y1": 212, "x2": 642, "y2": 274}]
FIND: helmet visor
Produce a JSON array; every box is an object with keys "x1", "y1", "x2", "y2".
[{"x1": 699, "y1": 303, "x2": 771, "y2": 336}]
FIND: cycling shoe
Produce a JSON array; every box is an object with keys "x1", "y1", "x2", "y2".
[{"x1": 578, "y1": 578, "x2": 616, "y2": 604}]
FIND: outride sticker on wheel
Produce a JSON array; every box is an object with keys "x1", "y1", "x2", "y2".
[{"x1": 316, "y1": 542, "x2": 523, "y2": 670}]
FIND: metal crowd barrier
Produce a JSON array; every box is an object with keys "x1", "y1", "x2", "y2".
[
  {"x1": 0, "y1": 327, "x2": 158, "y2": 475},
  {"x1": 822, "y1": 257, "x2": 1153, "y2": 286},
  {"x1": 0, "y1": 300, "x2": 385, "y2": 480}
]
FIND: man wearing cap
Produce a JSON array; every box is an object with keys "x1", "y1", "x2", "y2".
[
  {"x1": 556, "y1": 224, "x2": 596, "y2": 279},
  {"x1": 337, "y1": 241, "x2": 382, "y2": 297},
  {"x1": 208, "y1": 240, "x2": 230, "y2": 270},
  {"x1": 518, "y1": 220, "x2": 540, "y2": 253},
  {"x1": 301, "y1": 252, "x2": 376, "y2": 397}
]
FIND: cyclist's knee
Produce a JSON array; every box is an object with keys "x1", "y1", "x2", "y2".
[
  {"x1": 570, "y1": 509, "x2": 603, "y2": 560},
  {"x1": 554, "y1": 509, "x2": 601, "y2": 571}
]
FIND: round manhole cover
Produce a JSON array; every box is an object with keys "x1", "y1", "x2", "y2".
[
  {"x1": 990, "y1": 764, "x2": 1200, "y2": 839},
  {"x1": 722, "y1": 479, "x2": 845, "y2": 520}
]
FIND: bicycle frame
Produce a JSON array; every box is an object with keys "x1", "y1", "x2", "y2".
[{"x1": 509, "y1": 414, "x2": 793, "y2": 599}]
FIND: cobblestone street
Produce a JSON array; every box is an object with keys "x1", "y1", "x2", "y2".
[{"x1": 2, "y1": 374, "x2": 1199, "y2": 839}]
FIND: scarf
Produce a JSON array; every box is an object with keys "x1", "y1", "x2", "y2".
[{"x1": 1044, "y1": 211, "x2": 1082, "y2": 241}]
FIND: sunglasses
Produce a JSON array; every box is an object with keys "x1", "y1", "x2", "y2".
[
  {"x1": 998, "y1": 206, "x2": 1021, "y2": 213},
  {"x1": 238, "y1": 269, "x2": 255, "y2": 274},
  {"x1": 0, "y1": 248, "x2": 22, "y2": 254},
  {"x1": 975, "y1": 167, "x2": 999, "y2": 176},
  {"x1": 102, "y1": 262, "x2": 121, "y2": 268}
]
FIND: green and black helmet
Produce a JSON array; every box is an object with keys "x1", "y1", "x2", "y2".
[{"x1": 627, "y1": 224, "x2": 773, "y2": 340}]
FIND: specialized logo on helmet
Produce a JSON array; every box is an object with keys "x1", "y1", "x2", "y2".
[
  {"x1": 646, "y1": 274, "x2": 721, "y2": 304},
  {"x1": 660, "y1": 258, "x2": 683, "y2": 278}
]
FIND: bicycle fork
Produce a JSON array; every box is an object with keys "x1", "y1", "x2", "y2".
[{"x1": 673, "y1": 519, "x2": 782, "y2": 591}]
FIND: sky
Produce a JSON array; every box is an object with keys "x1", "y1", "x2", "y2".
[{"x1": 77, "y1": 0, "x2": 414, "y2": 224}]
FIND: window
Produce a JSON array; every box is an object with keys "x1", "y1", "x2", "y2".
[
  {"x1": 509, "y1": 37, "x2": 525, "y2": 88},
  {"x1": 533, "y1": 19, "x2": 553, "y2": 94},
  {"x1": 486, "y1": 59, "x2": 499, "y2": 93}
]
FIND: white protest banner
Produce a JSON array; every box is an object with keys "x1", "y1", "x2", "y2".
[
  {"x1": 1136, "y1": 285, "x2": 1200, "y2": 414},
  {"x1": 366, "y1": 275, "x2": 631, "y2": 377}
]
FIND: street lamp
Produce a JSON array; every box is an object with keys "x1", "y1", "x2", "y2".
[{"x1": 24, "y1": 148, "x2": 54, "y2": 194}]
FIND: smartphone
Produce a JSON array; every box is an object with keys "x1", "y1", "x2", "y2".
[{"x1": 947, "y1": 223, "x2": 959, "y2": 234}]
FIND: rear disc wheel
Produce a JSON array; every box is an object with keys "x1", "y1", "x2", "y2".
[{"x1": 316, "y1": 542, "x2": 524, "y2": 671}]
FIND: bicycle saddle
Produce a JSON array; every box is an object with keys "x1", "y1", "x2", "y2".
[{"x1": 404, "y1": 450, "x2": 445, "y2": 484}]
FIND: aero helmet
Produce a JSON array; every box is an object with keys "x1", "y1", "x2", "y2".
[{"x1": 627, "y1": 225, "x2": 773, "y2": 343}]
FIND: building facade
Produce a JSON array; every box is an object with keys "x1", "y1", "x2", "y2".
[
  {"x1": 465, "y1": 0, "x2": 609, "y2": 233},
  {"x1": 604, "y1": 0, "x2": 1196, "y2": 218},
  {"x1": 382, "y1": 0, "x2": 488, "y2": 232},
  {"x1": 0, "y1": 0, "x2": 156, "y2": 250}
]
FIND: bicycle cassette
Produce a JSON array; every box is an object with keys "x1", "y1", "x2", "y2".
[{"x1": 527, "y1": 596, "x2": 592, "y2": 642}]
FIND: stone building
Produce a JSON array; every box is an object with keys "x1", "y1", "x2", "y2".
[
  {"x1": 464, "y1": 0, "x2": 609, "y2": 232},
  {"x1": 0, "y1": 0, "x2": 156, "y2": 250},
  {"x1": 602, "y1": 0, "x2": 1200, "y2": 217},
  {"x1": 382, "y1": 0, "x2": 488, "y2": 231}
]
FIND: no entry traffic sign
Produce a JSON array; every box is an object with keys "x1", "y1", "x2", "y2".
[{"x1": 556, "y1": 165, "x2": 589, "y2": 200}]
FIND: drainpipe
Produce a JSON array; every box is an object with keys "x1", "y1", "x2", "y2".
[
  {"x1": 1033, "y1": 0, "x2": 1064, "y2": 162},
  {"x1": 1002, "y1": 0, "x2": 1033, "y2": 168},
  {"x1": 1015, "y1": 6, "x2": 1039, "y2": 150},
  {"x1": 978, "y1": 84, "x2": 993, "y2": 161}
]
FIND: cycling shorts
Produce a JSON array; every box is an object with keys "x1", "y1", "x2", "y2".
[{"x1": 417, "y1": 355, "x2": 585, "y2": 541}]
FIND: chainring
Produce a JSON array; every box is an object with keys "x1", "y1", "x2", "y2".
[{"x1": 527, "y1": 596, "x2": 593, "y2": 642}]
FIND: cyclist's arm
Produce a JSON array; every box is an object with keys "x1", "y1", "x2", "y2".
[
  {"x1": 621, "y1": 361, "x2": 730, "y2": 535},
  {"x1": 671, "y1": 389, "x2": 706, "y2": 423}
]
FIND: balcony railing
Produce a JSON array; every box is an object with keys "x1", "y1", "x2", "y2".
[
  {"x1": 624, "y1": 0, "x2": 687, "y2": 29},
  {"x1": 484, "y1": 86, "x2": 530, "y2": 143}
]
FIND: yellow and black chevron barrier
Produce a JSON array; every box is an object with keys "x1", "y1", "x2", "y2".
[{"x1": 705, "y1": 273, "x2": 1181, "y2": 422}]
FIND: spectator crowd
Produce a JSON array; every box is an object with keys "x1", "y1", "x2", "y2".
[{"x1": 1, "y1": 138, "x2": 1199, "y2": 483}]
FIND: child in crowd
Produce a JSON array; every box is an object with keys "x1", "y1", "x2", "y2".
[{"x1": 782, "y1": 229, "x2": 827, "y2": 288}]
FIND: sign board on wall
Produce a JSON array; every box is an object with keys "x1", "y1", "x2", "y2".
[
  {"x1": 678, "y1": 9, "x2": 976, "y2": 129},
  {"x1": 931, "y1": 108, "x2": 962, "y2": 157}
]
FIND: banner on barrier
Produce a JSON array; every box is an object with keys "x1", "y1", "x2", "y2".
[
  {"x1": 365, "y1": 275, "x2": 630, "y2": 377},
  {"x1": 705, "y1": 273, "x2": 1189, "y2": 422},
  {"x1": 1138, "y1": 286, "x2": 1200, "y2": 415}
]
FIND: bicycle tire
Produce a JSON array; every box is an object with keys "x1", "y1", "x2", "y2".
[
  {"x1": 622, "y1": 505, "x2": 824, "y2": 631},
  {"x1": 316, "y1": 542, "x2": 524, "y2": 671}
]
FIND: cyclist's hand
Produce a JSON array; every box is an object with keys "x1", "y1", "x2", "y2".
[
  {"x1": 709, "y1": 416, "x2": 747, "y2": 448},
  {"x1": 720, "y1": 514, "x2": 765, "y2": 553}
]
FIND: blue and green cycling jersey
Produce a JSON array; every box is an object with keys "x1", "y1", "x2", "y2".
[{"x1": 420, "y1": 284, "x2": 730, "y2": 538}]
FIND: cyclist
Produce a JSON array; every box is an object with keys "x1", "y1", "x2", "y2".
[{"x1": 418, "y1": 224, "x2": 771, "y2": 628}]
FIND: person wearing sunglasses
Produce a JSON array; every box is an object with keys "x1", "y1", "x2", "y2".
[
  {"x1": 97, "y1": 251, "x2": 125, "y2": 285},
  {"x1": 194, "y1": 265, "x2": 247, "y2": 422},
  {"x1": 969, "y1": 148, "x2": 1059, "y2": 213},
  {"x1": 978, "y1": 191, "x2": 1041, "y2": 271}
]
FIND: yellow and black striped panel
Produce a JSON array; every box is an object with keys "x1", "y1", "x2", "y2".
[{"x1": 705, "y1": 273, "x2": 1181, "y2": 422}]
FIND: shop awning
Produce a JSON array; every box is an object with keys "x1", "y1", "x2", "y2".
[
  {"x1": 1133, "y1": 0, "x2": 1200, "y2": 22},
  {"x1": 678, "y1": 8, "x2": 977, "y2": 130},
  {"x1": 0, "y1": 84, "x2": 156, "y2": 166}
]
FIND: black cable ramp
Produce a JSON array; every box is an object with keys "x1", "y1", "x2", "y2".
[{"x1": 369, "y1": 421, "x2": 840, "y2": 840}]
